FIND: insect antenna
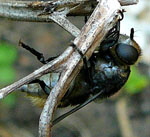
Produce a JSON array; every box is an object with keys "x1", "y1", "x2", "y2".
[{"x1": 130, "y1": 28, "x2": 134, "y2": 40}]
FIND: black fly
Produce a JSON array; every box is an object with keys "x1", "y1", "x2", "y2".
[{"x1": 19, "y1": 14, "x2": 141, "y2": 125}]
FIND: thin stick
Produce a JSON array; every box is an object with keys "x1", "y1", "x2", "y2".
[{"x1": 49, "y1": 14, "x2": 80, "y2": 37}]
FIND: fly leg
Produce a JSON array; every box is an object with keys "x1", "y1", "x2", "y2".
[
  {"x1": 52, "y1": 89, "x2": 104, "y2": 126},
  {"x1": 84, "y1": 16, "x2": 88, "y2": 23},
  {"x1": 18, "y1": 41, "x2": 56, "y2": 95},
  {"x1": 29, "y1": 79, "x2": 51, "y2": 95},
  {"x1": 20, "y1": 78, "x2": 52, "y2": 97},
  {"x1": 100, "y1": 10, "x2": 124, "y2": 52},
  {"x1": 19, "y1": 40, "x2": 58, "y2": 64},
  {"x1": 70, "y1": 43, "x2": 93, "y2": 85},
  {"x1": 100, "y1": 21, "x2": 120, "y2": 52}
]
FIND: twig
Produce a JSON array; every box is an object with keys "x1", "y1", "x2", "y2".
[
  {"x1": 49, "y1": 14, "x2": 80, "y2": 37},
  {"x1": 0, "y1": 0, "x2": 97, "y2": 21},
  {"x1": 0, "y1": 0, "x2": 138, "y2": 22}
]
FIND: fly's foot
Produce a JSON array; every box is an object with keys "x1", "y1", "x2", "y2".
[
  {"x1": 118, "y1": 9, "x2": 126, "y2": 21},
  {"x1": 38, "y1": 3, "x2": 57, "y2": 16},
  {"x1": 70, "y1": 42, "x2": 84, "y2": 57}
]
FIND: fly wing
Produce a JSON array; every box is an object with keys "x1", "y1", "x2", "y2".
[{"x1": 20, "y1": 73, "x2": 60, "y2": 97}]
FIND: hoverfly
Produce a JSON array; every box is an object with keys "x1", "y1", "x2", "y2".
[{"x1": 19, "y1": 17, "x2": 141, "y2": 125}]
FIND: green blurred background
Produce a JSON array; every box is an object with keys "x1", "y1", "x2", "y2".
[{"x1": 0, "y1": 0, "x2": 150, "y2": 137}]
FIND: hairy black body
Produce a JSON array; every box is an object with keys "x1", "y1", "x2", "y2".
[{"x1": 20, "y1": 20, "x2": 141, "y2": 124}]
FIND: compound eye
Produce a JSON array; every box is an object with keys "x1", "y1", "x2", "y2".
[{"x1": 116, "y1": 43, "x2": 139, "y2": 65}]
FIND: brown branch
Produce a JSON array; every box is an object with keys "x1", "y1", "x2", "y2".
[
  {"x1": 0, "y1": 0, "x2": 97, "y2": 21},
  {"x1": 0, "y1": 0, "x2": 138, "y2": 22},
  {"x1": 39, "y1": 0, "x2": 122, "y2": 136}
]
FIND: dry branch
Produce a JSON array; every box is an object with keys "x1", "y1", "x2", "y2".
[{"x1": 0, "y1": 0, "x2": 138, "y2": 22}]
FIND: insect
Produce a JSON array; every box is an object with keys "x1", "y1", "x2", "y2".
[{"x1": 19, "y1": 17, "x2": 141, "y2": 125}]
